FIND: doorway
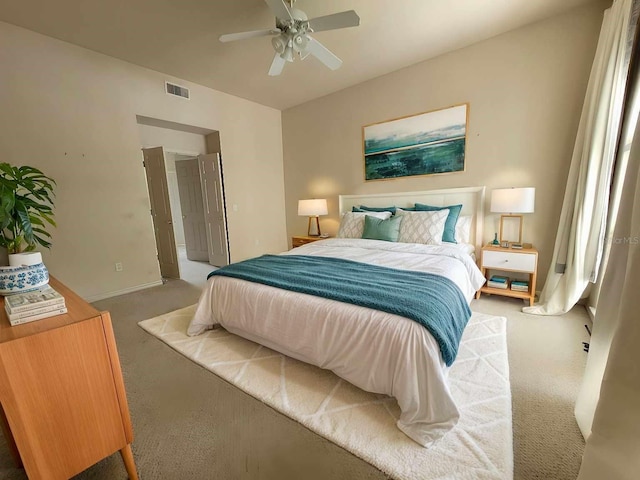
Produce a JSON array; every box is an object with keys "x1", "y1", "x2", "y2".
[{"x1": 139, "y1": 124, "x2": 230, "y2": 286}]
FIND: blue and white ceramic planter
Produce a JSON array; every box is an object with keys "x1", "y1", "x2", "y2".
[{"x1": 0, "y1": 262, "x2": 49, "y2": 296}]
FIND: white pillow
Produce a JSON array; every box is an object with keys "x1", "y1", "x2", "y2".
[
  {"x1": 337, "y1": 211, "x2": 392, "y2": 238},
  {"x1": 395, "y1": 209, "x2": 448, "y2": 245},
  {"x1": 455, "y1": 215, "x2": 473, "y2": 244}
]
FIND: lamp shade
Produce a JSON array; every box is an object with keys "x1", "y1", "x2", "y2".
[
  {"x1": 298, "y1": 199, "x2": 328, "y2": 216},
  {"x1": 490, "y1": 188, "x2": 535, "y2": 213}
]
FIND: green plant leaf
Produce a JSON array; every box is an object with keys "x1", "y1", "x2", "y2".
[{"x1": 0, "y1": 163, "x2": 56, "y2": 252}]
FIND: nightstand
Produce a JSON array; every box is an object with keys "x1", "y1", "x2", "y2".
[
  {"x1": 291, "y1": 235, "x2": 327, "y2": 248},
  {"x1": 475, "y1": 244, "x2": 538, "y2": 306}
]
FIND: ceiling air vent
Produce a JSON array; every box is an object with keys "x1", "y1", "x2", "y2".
[{"x1": 165, "y1": 82, "x2": 190, "y2": 100}]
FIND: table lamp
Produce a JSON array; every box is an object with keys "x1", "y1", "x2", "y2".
[
  {"x1": 490, "y1": 187, "x2": 535, "y2": 246},
  {"x1": 298, "y1": 199, "x2": 328, "y2": 236}
]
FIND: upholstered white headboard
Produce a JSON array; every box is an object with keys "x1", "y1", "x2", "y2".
[{"x1": 339, "y1": 186, "x2": 486, "y2": 253}]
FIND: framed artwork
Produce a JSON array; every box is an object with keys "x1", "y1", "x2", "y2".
[{"x1": 363, "y1": 103, "x2": 468, "y2": 181}]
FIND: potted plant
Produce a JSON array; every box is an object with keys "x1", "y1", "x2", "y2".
[
  {"x1": 0, "y1": 164, "x2": 56, "y2": 294},
  {"x1": 0, "y1": 163, "x2": 56, "y2": 257}
]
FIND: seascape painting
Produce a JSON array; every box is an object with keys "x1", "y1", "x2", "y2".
[{"x1": 363, "y1": 104, "x2": 467, "y2": 181}]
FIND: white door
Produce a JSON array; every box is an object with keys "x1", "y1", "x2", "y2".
[
  {"x1": 198, "y1": 153, "x2": 229, "y2": 267},
  {"x1": 176, "y1": 159, "x2": 209, "y2": 262},
  {"x1": 142, "y1": 147, "x2": 180, "y2": 279}
]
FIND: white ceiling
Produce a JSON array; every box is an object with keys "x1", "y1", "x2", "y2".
[{"x1": 0, "y1": 0, "x2": 597, "y2": 110}]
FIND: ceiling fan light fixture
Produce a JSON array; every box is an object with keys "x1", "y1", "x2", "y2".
[
  {"x1": 283, "y1": 45, "x2": 295, "y2": 62},
  {"x1": 292, "y1": 33, "x2": 310, "y2": 53},
  {"x1": 271, "y1": 36, "x2": 286, "y2": 54}
]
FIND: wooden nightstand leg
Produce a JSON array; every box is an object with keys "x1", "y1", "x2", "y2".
[
  {"x1": 530, "y1": 271, "x2": 537, "y2": 307},
  {"x1": 120, "y1": 444, "x2": 139, "y2": 480}
]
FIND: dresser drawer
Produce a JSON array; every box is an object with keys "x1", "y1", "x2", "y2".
[{"x1": 482, "y1": 250, "x2": 536, "y2": 273}]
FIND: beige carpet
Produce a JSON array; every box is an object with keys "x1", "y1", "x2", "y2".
[
  {"x1": 0, "y1": 279, "x2": 590, "y2": 480},
  {"x1": 139, "y1": 305, "x2": 513, "y2": 480}
]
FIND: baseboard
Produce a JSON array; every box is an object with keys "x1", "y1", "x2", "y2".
[{"x1": 84, "y1": 280, "x2": 164, "y2": 303}]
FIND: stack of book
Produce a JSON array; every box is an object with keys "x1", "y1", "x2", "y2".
[
  {"x1": 4, "y1": 286, "x2": 67, "y2": 326},
  {"x1": 487, "y1": 275, "x2": 509, "y2": 289},
  {"x1": 511, "y1": 280, "x2": 529, "y2": 292}
]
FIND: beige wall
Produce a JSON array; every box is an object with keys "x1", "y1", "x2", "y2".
[
  {"x1": 0, "y1": 21, "x2": 287, "y2": 300},
  {"x1": 137, "y1": 123, "x2": 207, "y2": 155},
  {"x1": 281, "y1": 1, "x2": 608, "y2": 286}
]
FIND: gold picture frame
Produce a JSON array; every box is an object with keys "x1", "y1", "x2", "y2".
[{"x1": 499, "y1": 214, "x2": 524, "y2": 244}]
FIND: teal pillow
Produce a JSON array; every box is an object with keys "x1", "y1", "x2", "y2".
[
  {"x1": 414, "y1": 203, "x2": 462, "y2": 243},
  {"x1": 362, "y1": 215, "x2": 402, "y2": 242},
  {"x1": 395, "y1": 206, "x2": 417, "y2": 212},
  {"x1": 353, "y1": 205, "x2": 397, "y2": 214}
]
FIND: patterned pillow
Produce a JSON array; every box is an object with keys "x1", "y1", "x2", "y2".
[
  {"x1": 395, "y1": 209, "x2": 449, "y2": 245},
  {"x1": 455, "y1": 215, "x2": 473, "y2": 244},
  {"x1": 337, "y1": 211, "x2": 392, "y2": 238},
  {"x1": 414, "y1": 203, "x2": 462, "y2": 243}
]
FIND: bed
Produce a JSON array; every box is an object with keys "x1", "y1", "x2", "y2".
[{"x1": 188, "y1": 187, "x2": 487, "y2": 447}]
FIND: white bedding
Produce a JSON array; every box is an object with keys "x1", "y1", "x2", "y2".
[{"x1": 188, "y1": 238, "x2": 485, "y2": 447}]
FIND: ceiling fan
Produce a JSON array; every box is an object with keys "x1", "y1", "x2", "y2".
[{"x1": 219, "y1": 0, "x2": 360, "y2": 76}]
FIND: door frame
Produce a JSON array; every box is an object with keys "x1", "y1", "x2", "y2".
[{"x1": 218, "y1": 153, "x2": 231, "y2": 266}]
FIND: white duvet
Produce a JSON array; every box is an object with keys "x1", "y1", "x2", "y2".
[{"x1": 188, "y1": 238, "x2": 485, "y2": 447}]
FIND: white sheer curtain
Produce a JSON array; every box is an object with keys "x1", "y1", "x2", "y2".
[
  {"x1": 575, "y1": 97, "x2": 640, "y2": 480},
  {"x1": 524, "y1": 0, "x2": 633, "y2": 315}
]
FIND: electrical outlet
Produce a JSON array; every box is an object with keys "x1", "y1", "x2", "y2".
[{"x1": 115, "y1": 262, "x2": 123, "y2": 272}]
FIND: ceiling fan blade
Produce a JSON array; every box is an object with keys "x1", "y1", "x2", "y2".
[
  {"x1": 264, "y1": 0, "x2": 292, "y2": 20},
  {"x1": 306, "y1": 37, "x2": 342, "y2": 70},
  {"x1": 219, "y1": 28, "x2": 279, "y2": 43},
  {"x1": 308, "y1": 10, "x2": 360, "y2": 32},
  {"x1": 268, "y1": 53, "x2": 286, "y2": 76}
]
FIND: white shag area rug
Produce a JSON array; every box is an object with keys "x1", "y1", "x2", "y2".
[{"x1": 138, "y1": 306, "x2": 513, "y2": 480}]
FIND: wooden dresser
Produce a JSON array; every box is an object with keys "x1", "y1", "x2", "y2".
[{"x1": 0, "y1": 277, "x2": 138, "y2": 479}]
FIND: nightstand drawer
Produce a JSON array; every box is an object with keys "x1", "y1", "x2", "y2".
[
  {"x1": 292, "y1": 238, "x2": 310, "y2": 248},
  {"x1": 292, "y1": 236, "x2": 321, "y2": 248},
  {"x1": 482, "y1": 250, "x2": 536, "y2": 272}
]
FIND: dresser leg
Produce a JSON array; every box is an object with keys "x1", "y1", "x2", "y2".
[
  {"x1": 120, "y1": 444, "x2": 139, "y2": 480},
  {"x1": 0, "y1": 405, "x2": 22, "y2": 468}
]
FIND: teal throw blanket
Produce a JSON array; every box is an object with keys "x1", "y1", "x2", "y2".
[{"x1": 208, "y1": 255, "x2": 471, "y2": 366}]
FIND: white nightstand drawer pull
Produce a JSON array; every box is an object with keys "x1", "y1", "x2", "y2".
[{"x1": 483, "y1": 250, "x2": 536, "y2": 272}]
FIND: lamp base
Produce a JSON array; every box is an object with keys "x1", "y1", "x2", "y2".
[{"x1": 307, "y1": 216, "x2": 321, "y2": 237}]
